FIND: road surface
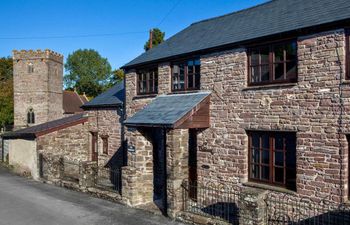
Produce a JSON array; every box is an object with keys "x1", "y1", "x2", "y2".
[{"x1": 0, "y1": 166, "x2": 184, "y2": 225}]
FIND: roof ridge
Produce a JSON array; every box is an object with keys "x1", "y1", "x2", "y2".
[{"x1": 191, "y1": 0, "x2": 274, "y2": 26}]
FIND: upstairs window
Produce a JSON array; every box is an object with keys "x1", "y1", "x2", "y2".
[
  {"x1": 137, "y1": 68, "x2": 158, "y2": 95},
  {"x1": 346, "y1": 29, "x2": 350, "y2": 80},
  {"x1": 172, "y1": 59, "x2": 200, "y2": 91},
  {"x1": 248, "y1": 40, "x2": 297, "y2": 85},
  {"x1": 27, "y1": 108, "x2": 35, "y2": 124},
  {"x1": 248, "y1": 131, "x2": 296, "y2": 191}
]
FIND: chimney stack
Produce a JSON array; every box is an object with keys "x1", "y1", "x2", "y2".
[{"x1": 149, "y1": 29, "x2": 153, "y2": 49}]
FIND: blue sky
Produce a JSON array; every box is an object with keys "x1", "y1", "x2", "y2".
[{"x1": 0, "y1": 0, "x2": 267, "y2": 70}]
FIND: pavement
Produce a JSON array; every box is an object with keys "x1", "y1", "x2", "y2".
[{"x1": 0, "y1": 166, "x2": 184, "y2": 225}]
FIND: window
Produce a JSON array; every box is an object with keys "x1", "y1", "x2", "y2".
[
  {"x1": 91, "y1": 132, "x2": 98, "y2": 161},
  {"x1": 28, "y1": 63, "x2": 34, "y2": 73},
  {"x1": 27, "y1": 108, "x2": 35, "y2": 124},
  {"x1": 172, "y1": 59, "x2": 200, "y2": 91},
  {"x1": 101, "y1": 135, "x2": 109, "y2": 155},
  {"x1": 248, "y1": 131, "x2": 296, "y2": 191},
  {"x1": 137, "y1": 68, "x2": 158, "y2": 95},
  {"x1": 248, "y1": 40, "x2": 297, "y2": 85},
  {"x1": 346, "y1": 29, "x2": 350, "y2": 80}
]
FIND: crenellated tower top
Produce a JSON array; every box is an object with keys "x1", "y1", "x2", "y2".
[{"x1": 12, "y1": 49, "x2": 64, "y2": 64}]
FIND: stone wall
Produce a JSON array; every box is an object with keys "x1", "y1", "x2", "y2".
[
  {"x1": 199, "y1": 29, "x2": 348, "y2": 203},
  {"x1": 37, "y1": 122, "x2": 90, "y2": 162},
  {"x1": 13, "y1": 50, "x2": 63, "y2": 128},
  {"x1": 85, "y1": 109, "x2": 123, "y2": 169},
  {"x1": 122, "y1": 128, "x2": 154, "y2": 206},
  {"x1": 125, "y1": 29, "x2": 350, "y2": 204},
  {"x1": 167, "y1": 129, "x2": 189, "y2": 217}
]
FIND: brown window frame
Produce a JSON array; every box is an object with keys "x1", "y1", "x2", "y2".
[
  {"x1": 101, "y1": 135, "x2": 109, "y2": 155},
  {"x1": 137, "y1": 68, "x2": 158, "y2": 95},
  {"x1": 248, "y1": 40, "x2": 298, "y2": 86},
  {"x1": 248, "y1": 131, "x2": 297, "y2": 191},
  {"x1": 346, "y1": 29, "x2": 350, "y2": 80},
  {"x1": 171, "y1": 59, "x2": 200, "y2": 92}
]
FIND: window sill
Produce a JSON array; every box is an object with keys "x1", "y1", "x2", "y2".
[
  {"x1": 341, "y1": 80, "x2": 350, "y2": 85},
  {"x1": 243, "y1": 182, "x2": 296, "y2": 195},
  {"x1": 169, "y1": 90, "x2": 201, "y2": 95},
  {"x1": 242, "y1": 83, "x2": 297, "y2": 91},
  {"x1": 133, "y1": 94, "x2": 157, "y2": 100}
]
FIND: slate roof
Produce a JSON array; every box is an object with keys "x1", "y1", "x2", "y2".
[
  {"x1": 123, "y1": 0, "x2": 350, "y2": 68},
  {"x1": 82, "y1": 82, "x2": 124, "y2": 109},
  {"x1": 63, "y1": 91, "x2": 88, "y2": 114},
  {"x1": 124, "y1": 92, "x2": 211, "y2": 127},
  {"x1": 2, "y1": 114, "x2": 88, "y2": 139}
]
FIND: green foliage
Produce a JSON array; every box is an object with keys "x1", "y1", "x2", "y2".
[
  {"x1": 105, "y1": 69, "x2": 124, "y2": 89},
  {"x1": 64, "y1": 49, "x2": 112, "y2": 97},
  {"x1": 0, "y1": 57, "x2": 14, "y2": 126},
  {"x1": 144, "y1": 28, "x2": 165, "y2": 51},
  {"x1": 0, "y1": 57, "x2": 13, "y2": 81}
]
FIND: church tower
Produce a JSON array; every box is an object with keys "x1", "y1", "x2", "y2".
[{"x1": 13, "y1": 49, "x2": 64, "y2": 129}]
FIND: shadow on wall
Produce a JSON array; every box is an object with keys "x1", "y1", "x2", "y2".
[{"x1": 105, "y1": 143, "x2": 126, "y2": 169}]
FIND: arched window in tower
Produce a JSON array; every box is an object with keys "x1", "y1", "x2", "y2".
[
  {"x1": 27, "y1": 108, "x2": 35, "y2": 124},
  {"x1": 28, "y1": 63, "x2": 34, "y2": 73}
]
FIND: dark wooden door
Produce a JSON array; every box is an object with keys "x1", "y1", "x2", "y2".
[
  {"x1": 152, "y1": 128, "x2": 167, "y2": 215},
  {"x1": 91, "y1": 132, "x2": 98, "y2": 161},
  {"x1": 188, "y1": 129, "x2": 198, "y2": 200}
]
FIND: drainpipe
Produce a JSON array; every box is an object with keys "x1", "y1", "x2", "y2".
[
  {"x1": 335, "y1": 36, "x2": 345, "y2": 203},
  {"x1": 122, "y1": 78, "x2": 127, "y2": 166}
]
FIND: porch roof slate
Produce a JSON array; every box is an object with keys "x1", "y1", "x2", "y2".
[
  {"x1": 124, "y1": 92, "x2": 211, "y2": 128},
  {"x1": 123, "y1": 0, "x2": 350, "y2": 69}
]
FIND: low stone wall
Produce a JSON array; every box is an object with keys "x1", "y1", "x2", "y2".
[{"x1": 39, "y1": 153, "x2": 123, "y2": 203}]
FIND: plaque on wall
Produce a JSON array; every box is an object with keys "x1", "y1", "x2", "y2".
[{"x1": 127, "y1": 145, "x2": 136, "y2": 153}]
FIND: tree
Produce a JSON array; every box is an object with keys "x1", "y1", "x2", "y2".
[
  {"x1": 0, "y1": 57, "x2": 13, "y2": 127},
  {"x1": 144, "y1": 28, "x2": 165, "y2": 51},
  {"x1": 107, "y1": 69, "x2": 124, "y2": 87},
  {"x1": 64, "y1": 49, "x2": 112, "y2": 97},
  {"x1": 0, "y1": 57, "x2": 13, "y2": 81}
]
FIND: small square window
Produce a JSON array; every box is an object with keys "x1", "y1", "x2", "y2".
[{"x1": 101, "y1": 135, "x2": 109, "y2": 155}]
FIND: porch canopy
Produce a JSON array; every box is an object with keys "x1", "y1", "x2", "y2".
[{"x1": 124, "y1": 92, "x2": 211, "y2": 129}]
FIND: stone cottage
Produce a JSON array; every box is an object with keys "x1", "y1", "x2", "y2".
[{"x1": 120, "y1": 0, "x2": 350, "y2": 222}]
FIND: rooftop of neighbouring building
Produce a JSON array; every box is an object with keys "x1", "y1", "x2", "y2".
[
  {"x1": 123, "y1": 0, "x2": 350, "y2": 69},
  {"x1": 82, "y1": 82, "x2": 124, "y2": 109},
  {"x1": 63, "y1": 90, "x2": 89, "y2": 114}
]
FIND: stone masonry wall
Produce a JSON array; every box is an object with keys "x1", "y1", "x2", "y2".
[
  {"x1": 199, "y1": 29, "x2": 348, "y2": 203},
  {"x1": 13, "y1": 50, "x2": 63, "y2": 128},
  {"x1": 125, "y1": 29, "x2": 350, "y2": 204},
  {"x1": 37, "y1": 122, "x2": 90, "y2": 162},
  {"x1": 85, "y1": 109, "x2": 122, "y2": 169}
]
